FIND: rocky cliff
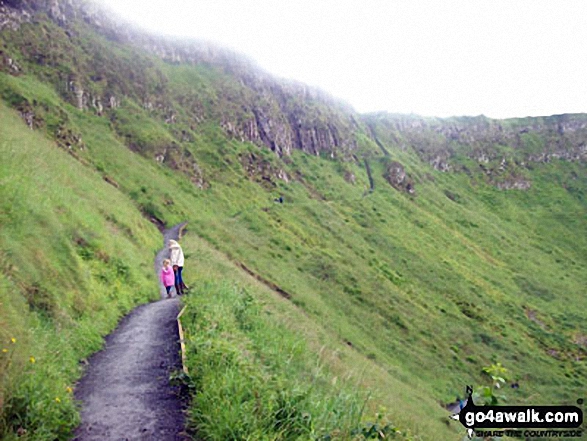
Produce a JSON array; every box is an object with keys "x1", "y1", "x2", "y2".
[
  {"x1": 366, "y1": 113, "x2": 587, "y2": 169},
  {"x1": 366, "y1": 113, "x2": 587, "y2": 189},
  {"x1": 1, "y1": 0, "x2": 586, "y2": 191},
  {"x1": 0, "y1": 0, "x2": 362, "y2": 159}
]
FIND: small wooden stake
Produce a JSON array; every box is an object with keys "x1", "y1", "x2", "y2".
[{"x1": 177, "y1": 306, "x2": 188, "y2": 374}]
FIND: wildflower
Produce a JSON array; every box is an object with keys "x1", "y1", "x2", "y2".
[
  {"x1": 2, "y1": 349, "x2": 7, "y2": 353},
  {"x1": 10, "y1": 338, "x2": 16, "y2": 344},
  {"x1": 66, "y1": 387, "x2": 73, "y2": 394},
  {"x1": 29, "y1": 356, "x2": 36, "y2": 364},
  {"x1": 55, "y1": 397, "x2": 61, "y2": 403}
]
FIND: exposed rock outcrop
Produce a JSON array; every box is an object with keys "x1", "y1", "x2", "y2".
[
  {"x1": 0, "y1": 1, "x2": 32, "y2": 31},
  {"x1": 240, "y1": 152, "x2": 289, "y2": 188},
  {"x1": 495, "y1": 176, "x2": 531, "y2": 191},
  {"x1": 383, "y1": 161, "x2": 415, "y2": 194}
]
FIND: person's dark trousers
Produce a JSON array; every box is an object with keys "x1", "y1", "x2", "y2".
[
  {"x1": 177, "y1": 266, "x2": 188, "y2": 291},
  {"x1": 173, "y1": 266, "x2": 183, "y2": 295}
]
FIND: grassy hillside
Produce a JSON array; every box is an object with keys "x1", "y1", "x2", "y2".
[
  {"x1": 0, "y1": 101, "x2": 161, "y2": 438},
  {"x1": 1, "y1": 2, "x2": 586, "y2": 440}
]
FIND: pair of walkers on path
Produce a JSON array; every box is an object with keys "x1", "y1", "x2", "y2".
[{"x1": 160, "y1": 239, "x2": 188, "y2": 298}]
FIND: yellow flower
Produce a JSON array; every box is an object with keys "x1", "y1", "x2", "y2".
[
  {"x1": 55, "y1": 397, "x2": 61, "y2": 403},
  {"x1": 10, "y1": 338, "x2": 16, "y2": 344},
  {"x1": 29, "y1": 356, "x2": 36, "y2": 364},
  {"x1": 2, "y1": 349, "x2": 7, "y2": 353},
  {"x1": 66, "y1": 387, "x2": 73, "y2": 394}
]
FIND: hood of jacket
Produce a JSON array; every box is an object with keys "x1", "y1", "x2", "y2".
[{"x1": 168, "y1": 239, "x2": 180, "y2": 249}]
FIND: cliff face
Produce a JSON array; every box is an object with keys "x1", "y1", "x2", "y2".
[
  {"x1": 211, "y1": 72, "x2": 360, "y2": 157},
  {"x1": 1, "y1": 0, "x2": 361, "y2": 159},
  {"x1": 1, "y1": 0, "x2": 586, "y2": 190},
  {"x1": 366, "y1": 113, "x2": 587, "y2": 191}
]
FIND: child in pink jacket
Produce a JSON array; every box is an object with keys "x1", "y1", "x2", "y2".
[{"x1": 160, "y1": 259, "x2": 176, "y2": 298}]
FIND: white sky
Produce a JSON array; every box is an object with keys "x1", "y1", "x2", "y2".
[{"x1": 98, "y1": 0, "x2": 587, "y2": 119}]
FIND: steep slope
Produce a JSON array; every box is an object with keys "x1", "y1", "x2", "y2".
[
  {"x1": 366, "y1": 112, "x2": 587, "y2": 189},
  {"x1": 0, "y1": 101, "x2": 161, "y2": 438},
  {"x1": 1, "y1": 1, "x2": 586, "y2": 440}
]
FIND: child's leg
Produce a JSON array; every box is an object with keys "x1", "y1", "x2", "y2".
[{"x1": 165, "y1": 286, "x2": 172, "y2": 298}]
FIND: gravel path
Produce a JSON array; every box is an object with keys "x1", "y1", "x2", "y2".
[{"x1": 73, "y1": 223, "x2": 189, "y2": 440}]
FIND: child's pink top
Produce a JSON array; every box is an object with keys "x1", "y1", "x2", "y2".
[{"x1": 160, "y1": 266, "x2": 175, "y2": 287}]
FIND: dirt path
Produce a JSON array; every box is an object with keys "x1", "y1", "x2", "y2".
[{"x1": 73, "y1": 223, "x2": 189, "y2": 440}]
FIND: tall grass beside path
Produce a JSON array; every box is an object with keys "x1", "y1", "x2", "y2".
[{"x1": 179, "y1": 280, "x2": 416, "y2": 440}]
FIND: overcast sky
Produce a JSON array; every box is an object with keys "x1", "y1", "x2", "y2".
[{"x1": 98, "y1": 0, "x2": 587, "y2": 119}]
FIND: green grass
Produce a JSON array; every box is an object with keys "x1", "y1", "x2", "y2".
[
  {"x1": 0, "y1": 9, "x2": 586, "y2": 440},
  {"x1": 0, "y1": 102, "x2": 161, "y2": 439},
  {"x1": 181, "y1": 281, "x2": 369, "y2": 440},
  {"x1": 174, "y1": 145, "x2": 586, "y2": 435},
  {"x1": 178, "y1": 232, "x2": 450, "y2": 440}
]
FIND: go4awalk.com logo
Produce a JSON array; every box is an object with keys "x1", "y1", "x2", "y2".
[{"x1": 450, "y1": 387, "x2": 584, "y2": 439}]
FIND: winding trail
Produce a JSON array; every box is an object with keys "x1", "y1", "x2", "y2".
[{"x1": 73, "y1": 223, "x2": 189, "y2": 440}]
